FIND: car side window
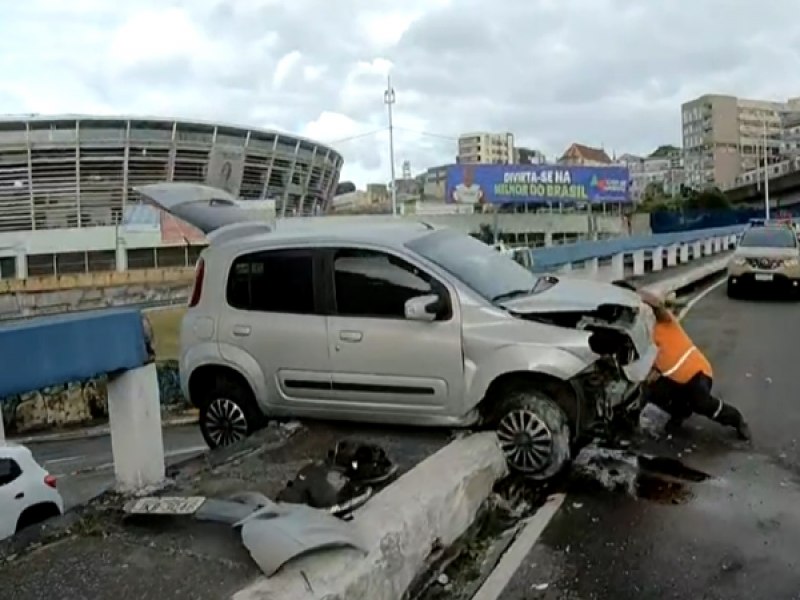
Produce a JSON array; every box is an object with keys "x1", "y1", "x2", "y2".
[
  {"x1": 0, "y1": 459, "x2": 21, "y2": 487},
  {"x1": 227, "y1": 249, "x2": 316, "y2": 314},
  {"x1": 333, "y1": 248, "x2": 443, "y2": 319}
]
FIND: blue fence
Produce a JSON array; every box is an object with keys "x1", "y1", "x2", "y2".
[
  {"x1": 527, "y1": 225, "x2": 743, "y2": 271},
  {"x1": 649, "y1": 208, "x2": 799, "y2": 233}
]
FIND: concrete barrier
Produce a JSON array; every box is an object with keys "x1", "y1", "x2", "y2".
[
  {"x1": 0, "y1": 361, "x2": 188, "y2": 435},
  {"x1": 233, "y1": 432, "x2": 508, "y2": 600}
]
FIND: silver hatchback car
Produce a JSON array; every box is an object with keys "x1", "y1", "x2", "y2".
[{"x1": 138, "y1": 184, "x2": 657, "y2": 480}]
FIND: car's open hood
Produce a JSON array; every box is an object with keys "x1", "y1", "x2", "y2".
[
  {"x1": 134, "y1": 182, "x2": 264, "y2": 234},
  {"x1": 734, "y1": 247, "x2": 798, "y2": 259},
  {"x1": 499, "y1": 277, "x2": 641, "y2": 314}
]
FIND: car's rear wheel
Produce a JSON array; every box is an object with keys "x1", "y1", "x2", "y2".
[
  {"x1": 197, "y1": 377, "x2": 264, "y2": 449},
  {"x1": 726, "y1": 279, "x2": 739, "y2": 299},
  {"x1": 492, "y1": 388, "x2": 571, "y2": 481}
]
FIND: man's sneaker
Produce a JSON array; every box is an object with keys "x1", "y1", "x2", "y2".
[{"x1": 736, "y1": 422, "x2": 752, "y2": 442}]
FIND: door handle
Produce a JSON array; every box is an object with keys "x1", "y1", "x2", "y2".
[
  {"x1": 14, "y1": 492, "x2": 23, "y2": 500},
  {"x1": 339, "y1": 330, "x2": 363, "y2": 343},
  {"x1": 232, "y1": 325, "x2": 251, "y2": 337}
]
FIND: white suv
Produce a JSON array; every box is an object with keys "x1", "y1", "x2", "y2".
[{"x1": 139, "y1": 184, "x2": 657, "y2": 481}]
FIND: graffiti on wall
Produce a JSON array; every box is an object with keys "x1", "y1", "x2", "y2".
[{"x1": 0, "y1": 361, "x2": 191, "y2": 434}]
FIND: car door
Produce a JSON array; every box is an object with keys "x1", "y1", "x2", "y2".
[
  {"x1": 0, "y1": 457, "x2": 25, "y2": 540},
  {"x1": 323, "y1": 246, "x2": 465, "y2": 418},
  {"x1": 217, "y1": 247, "x2": 336, "y2": 409}
]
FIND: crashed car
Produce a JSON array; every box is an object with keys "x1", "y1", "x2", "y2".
[{"x1": 136, "y1": 183, "x2": 657, "y2": 481}]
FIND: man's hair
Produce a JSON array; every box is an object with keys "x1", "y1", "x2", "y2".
[{"x1": 611, "y1": 279, "x2": 637, "y2": 291}]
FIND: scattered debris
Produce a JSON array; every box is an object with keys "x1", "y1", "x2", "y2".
[
  {"x1": 120, "y1": 440, "x2": 400, "y2": 578},
  {"x1": 532, "y1": 582, "x2": 549, "y2": 591}
]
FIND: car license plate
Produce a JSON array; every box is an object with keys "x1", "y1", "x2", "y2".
[
  {"x1": 755, "y1": 273, "x2": 774, "y2": 282},
  {"x1": 124, "y1": 496, "x2": 206, "y2": 515}
]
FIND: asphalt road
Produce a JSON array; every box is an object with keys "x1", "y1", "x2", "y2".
[
  {"x1": 27, "y1": 425, "x2": 205, "y2": 509},
  {"x1": 501, "y1": 283, "x2": 800, "y2": 600}
]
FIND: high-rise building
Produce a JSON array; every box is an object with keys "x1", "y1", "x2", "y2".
[
  {"x1": 457, "y1": 132, "x2": 515, "y2": 164},
  {"x1": 514, "y1": 147, "x2": 546, "y2": 164},
  {"x1": 681, "y1": 94, "x2": 800, "y2": 190}
]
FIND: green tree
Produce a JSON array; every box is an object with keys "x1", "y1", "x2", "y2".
[{"x1": 684, "y1": 186, "x2": 731, "y2": 211}]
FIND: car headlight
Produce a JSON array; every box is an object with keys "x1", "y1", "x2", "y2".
[
  {"x1": 731, "y1": 257, "x2": 747, "y2": 266},
  {"x1": 784, "y1": 258, "x2": 799, "y2": 267}
]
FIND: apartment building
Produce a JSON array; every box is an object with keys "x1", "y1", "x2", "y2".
[
  {"x1": 617, "y1": 147, "x2": 684, "y2": 202},
  {"x1": 681, "y1": 94, "x2": 800, "y2": 190},
  {"x1": 457, "y1": 131, "x2": 515, "y2": 164},
  {"x1": 514, "y1": 147, "x2": 547, "y2": 164}
]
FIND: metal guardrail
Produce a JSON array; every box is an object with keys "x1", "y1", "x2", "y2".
[{"x1": 526, "y1": 225, "x2": 744, "y2": 271}]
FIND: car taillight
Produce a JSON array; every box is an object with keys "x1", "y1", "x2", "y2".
[
  {"x1": 188, "y1": 258, "x2": 205, "y2": 308},
  {"x1": 44, "y1": 474, "x2": 57, "y2": 488}
]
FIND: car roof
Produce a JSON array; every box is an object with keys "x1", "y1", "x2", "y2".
[
  {"x1": 0, "y1": 443, "x2": 34, "y2": 460},
  {"x1": 213, "y1": 217, "x2": 443, "y2": 252}
]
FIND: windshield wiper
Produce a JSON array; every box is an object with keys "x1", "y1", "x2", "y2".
[{"x1": 491, "y1": 288, "x2": 533, "y2": 303}]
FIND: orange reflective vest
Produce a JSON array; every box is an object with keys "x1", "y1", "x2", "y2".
[{"x1": 652, "y1": 312, "x2": 712, "y2": 384}]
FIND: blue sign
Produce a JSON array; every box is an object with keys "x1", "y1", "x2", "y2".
[{"x1": 446, "y1": 164, "x2": 631, "y2": 205}]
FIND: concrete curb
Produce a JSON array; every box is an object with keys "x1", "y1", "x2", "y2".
[
  {"x1": 640, "y1": 255, "x2": 729, "y2": 297},
  {"x1": 232, "y1": 432, "x2": 508, "y2": 600},
  {"x1": 10, "y1": 410, "x2": 199, "y2": 445}
]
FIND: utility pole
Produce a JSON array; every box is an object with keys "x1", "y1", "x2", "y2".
[
  {"x1": 763, "y1": 119, "x2": 771, "y2": 220},
  {"x1": 383, "y1": 75, "x2": 397, "y2": 216}
]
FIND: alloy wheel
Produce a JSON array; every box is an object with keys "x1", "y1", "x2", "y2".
[
  {"x1": 496, "y1": 408, "x2": 554, "y2": 473},
  {"x1": 204, "y1": 398, "x2": 249, "y2": 447}
]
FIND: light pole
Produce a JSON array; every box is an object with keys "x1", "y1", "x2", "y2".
[
  {"x1": 763, "y1": 119, "x2": 771, "y2": 220},
  {"x1": 383, "y1": 75, "x2": 397, "y2": 216}
]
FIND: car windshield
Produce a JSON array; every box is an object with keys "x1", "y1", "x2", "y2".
[
  {"x1": 739, "y1": 228, "x2": 797, "y2": 249},
  {"x1": 407, "y1": 229, "x2": 539, "y2": 302}
]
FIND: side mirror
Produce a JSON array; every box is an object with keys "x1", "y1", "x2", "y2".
[{"x1": 404, "y1": 294, "x2": 441, "y2": 322}]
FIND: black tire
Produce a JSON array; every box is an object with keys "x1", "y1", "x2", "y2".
[
  {"x1": 16, "y1": 502, "x2": 61, "y2": 533},
  {"x1": 197, "y1": 376, "x2": 265, "y2": 449},
  {"x1": 726, "y1": 281, "x2": 739, "y2": 299},
  {"x1": 491, "y1": 388, "x2": 571, "y2": 481}
]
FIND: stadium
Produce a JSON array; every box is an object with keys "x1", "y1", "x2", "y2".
[{"x1": 0, "y1": 115, "x2": 343, "y2": 279}]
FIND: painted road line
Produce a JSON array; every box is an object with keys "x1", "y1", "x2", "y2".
[
  {"x1": 677, "y1": 276, "x2": 727, "y2": 321},
  {"x1": 65, "y1": 445, "x2": 208, "y2": 476},
  {"x1": 44, "y1": 455, "x2": 83, "y2": 466},
  {"x1": 470, "y1": 493, "x2": 566, "y2": 600}
]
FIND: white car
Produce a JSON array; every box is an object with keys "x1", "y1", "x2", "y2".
[{"x1": 0, "y1": 444, "x2": 64, "y2": 540}]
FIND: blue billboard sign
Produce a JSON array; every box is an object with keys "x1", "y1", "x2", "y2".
[{"x1": 446, "y1": 164, "x2": 631, "y2": 205}]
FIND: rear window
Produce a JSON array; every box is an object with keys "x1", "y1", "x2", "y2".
[
  {"x1": 739, "y1": 228, "x2": 797, "y2": 249},
  {"x1": 0, "y1": 458, "x2": 21, "y2": 486},
  {"x1": 226, "y1": 249, "x2": 315, "y2": 313}
]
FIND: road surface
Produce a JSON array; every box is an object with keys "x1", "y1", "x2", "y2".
[
  {"x1": 501, "y1": 284, "x2": 800, "y2": 600},
  {"x1": 27, "y1": 425, "x2": 205, "y2": 509}
]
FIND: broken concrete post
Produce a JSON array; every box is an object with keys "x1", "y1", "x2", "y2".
[
  {"x1": 233, "y1": 432, "x2": 508, "y2": 600},
  {"x1": 107, "y1": 362, "x2": 165, "y2": 491}
]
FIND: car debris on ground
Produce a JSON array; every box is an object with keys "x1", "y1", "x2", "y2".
[{"x1": 123, "y1": 440, "x2": 400, "y2": 577}]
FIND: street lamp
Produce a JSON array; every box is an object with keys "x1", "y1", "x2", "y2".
[
  {"x1": 762, "y1": 118, "x2": 771, "y2": 220},
  {"x1": 383, "y1": 75, "x2": 397, "y2": 217}
]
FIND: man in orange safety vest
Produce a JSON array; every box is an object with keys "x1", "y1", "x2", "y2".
[{"x1": 613, "y1": 281, "x2": 751, "y2": 441}]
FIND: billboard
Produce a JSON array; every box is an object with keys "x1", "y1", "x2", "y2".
[
  {"x1": 446, "y1": 164, "x2": 631, "y2": 205},
  {"x1": 206, "y1": 145, "x2": 245, "y2": 197}
]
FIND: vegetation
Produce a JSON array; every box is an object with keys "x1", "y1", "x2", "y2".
[
  {"x1": 146, "y1": 307, "x2": 186, "y2": 360},
  {"x1": 637, "y1": 184, "x2": 732, "y2": 213}
]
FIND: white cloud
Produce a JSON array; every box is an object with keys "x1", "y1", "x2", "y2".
[{"x1": 2, "y1": 0, "x2": 800, "y2": 188}]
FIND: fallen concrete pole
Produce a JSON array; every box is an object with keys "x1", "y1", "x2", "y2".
[{"x1": 232, "y1": 432, "x2": 508, "y2": 600}]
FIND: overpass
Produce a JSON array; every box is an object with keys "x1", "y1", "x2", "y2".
[{"x1": 726, "y1": 169, "x2": 800, "y2": 209}]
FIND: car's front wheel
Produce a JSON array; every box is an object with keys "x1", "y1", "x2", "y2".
[
  {"x1": 197, "y1": 377, "x2": 265, "y2": 449},
  {"x1": 492, "y1": 388, "x2": 571, "y2": 481}
]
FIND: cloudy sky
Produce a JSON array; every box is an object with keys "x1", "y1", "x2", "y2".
[{"x1": 1, "y1": 0, "x2": 799, "y2": 187}]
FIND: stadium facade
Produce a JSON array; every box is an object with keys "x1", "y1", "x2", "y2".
[{"x1": 0, "y1": 115, "x2": 343, "y2": 279}]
